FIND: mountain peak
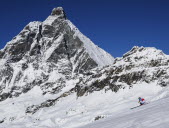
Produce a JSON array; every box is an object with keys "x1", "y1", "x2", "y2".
[
  {"x1": 51, "y1": 7, "x2": 66, "y2": 19},
  {"x1": 123, "y1": 46, "x2": 165, "y2": 58}
]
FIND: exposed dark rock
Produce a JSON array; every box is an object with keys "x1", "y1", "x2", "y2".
[
  {"x1": 51, "y1": 7, "x2": 67, "y2": 19},
  {"x1": 22, "y1": 63, "x2": 28, "y2": 70},
  {"x1": 42, "y1": 25, "x2": 55, "y2": 38},
  {"x1": 22, "y1": 86, "x2": 32, "y2": 93},
  {"x1": 94, "y1": 115, "x2": 104, "y2": 121},
  {"x1": 14, "y1": 71, "x2": 23, "y2": 84},
  {"x1": 119, "y1": 71, "x2": 144, "y2": 85},
  {"x1": 0, "y1": 50, "x2": 5, "y2": 59},
  {"x1": 0, "y1": 93, "x2": 11, "y2": 102},
  {"x1": 0, "y1": 119, "x2": 4, "y2": 124}
]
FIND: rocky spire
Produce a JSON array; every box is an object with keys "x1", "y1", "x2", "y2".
[{"x1": 51, "y1": 7, "x2": 67, "y2": 19}]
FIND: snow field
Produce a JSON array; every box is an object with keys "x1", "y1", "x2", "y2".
[{"x1": 0, "y1": 81, "x2": 166, "y2": 128}]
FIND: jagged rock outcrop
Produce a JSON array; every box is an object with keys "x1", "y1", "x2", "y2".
[{"x1": 75, "y1": 46, "x2": 169, "y2": 96}]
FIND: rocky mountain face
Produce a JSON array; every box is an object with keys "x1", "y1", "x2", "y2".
[
  {"x1": 76, "y1": 46, "x2": 169, "y2": 96},
  {"x1": 0, "y1": 7, "x2": 169, "y2": 128},
  {"x1": 0, "y1": 7, "x2": 114, "y2": 102}
]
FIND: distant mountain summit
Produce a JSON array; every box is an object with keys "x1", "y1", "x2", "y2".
[
  {"x1": 0, "y1": 7, "x2": 168, "y2": 128},
  {"x1": 0, "y1": 7, "x2": 114, "y2": 101},
  {"x1": 0, "y1": 7, "x2": 114, "y2": 68}
]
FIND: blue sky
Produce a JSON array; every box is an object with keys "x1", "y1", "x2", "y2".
[{"x1": 0, "y1": 0, "x2": 169, "y2": 57}]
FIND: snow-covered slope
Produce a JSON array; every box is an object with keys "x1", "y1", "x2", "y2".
[
  {"x1": 0, "y1": 81, "x2": 168, "y2": 128},
  {"x1": 80, "y1": 89, "x2": 169, "y2": 128},
  {"x1": 66, "y1": 20, "x2": 114, "y2": 67}
]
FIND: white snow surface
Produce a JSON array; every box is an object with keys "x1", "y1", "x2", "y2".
[
  {"x1": 80, "y1": 90, "x2": 169, "y2": 128},
  {"x1": 114, "y1": 46, "x2": 169, "y2": 67},
  {"x1": 1, "y1": 81, "x2": 169, "y2": 128}
]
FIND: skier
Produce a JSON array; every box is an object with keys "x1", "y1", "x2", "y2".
[
  {"x1": 131, "y1": 97, "x2": 147, "y2": 109},
  {"x1": 138, "y1": 97, "x2": 145, "y2": 105}
]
